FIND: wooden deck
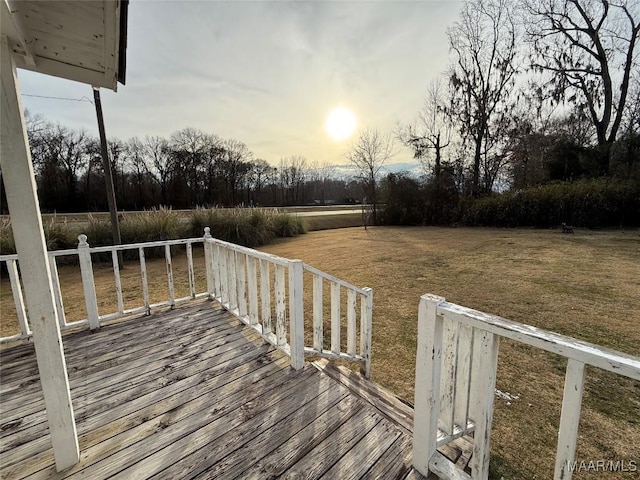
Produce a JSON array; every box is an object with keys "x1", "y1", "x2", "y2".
[{"x1": 0, "y1": 300, "x2": 470, "y2": 479}]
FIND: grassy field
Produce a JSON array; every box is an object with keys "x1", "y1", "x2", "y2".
[
  {"x1": 1, "y1": 226, "x2": 638, "y2": 478},
  {"x1": 258, "y1": 227, "x2": 640, "y2": 479}
]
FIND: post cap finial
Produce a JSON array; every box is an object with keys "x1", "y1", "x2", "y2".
[
  {"x1": 78, "y1": 234, "x2": 88, "y2": 246},
  {"x1": 203, "y1": 226, "x2": 211, "y2": 238}
]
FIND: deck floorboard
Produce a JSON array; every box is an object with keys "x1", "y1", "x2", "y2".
[{"x1": 0, "y1": 300, "x2": 470, "y2": 479}]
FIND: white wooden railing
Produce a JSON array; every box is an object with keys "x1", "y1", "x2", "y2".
[
  {"x1": 0, "y1": 235, "x2": 207, "y2": 344},
  {"x1": 1, "y1": 229, "x2": 373, "y2": 376},
  {"x1": 413, "y1": 294, "x2": 640, "y2": 480},
  {"x1": 202, "y1": 227, "x2": 373, "y2": 376}
]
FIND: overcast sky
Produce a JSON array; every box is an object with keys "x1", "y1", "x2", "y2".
[{"x1": 18, "y1": 0, "x2": 462, "y2": 168}]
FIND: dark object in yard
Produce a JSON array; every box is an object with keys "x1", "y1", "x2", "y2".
[{"x1": 561, "y1": 222, "x2": 574, "y2": 234}]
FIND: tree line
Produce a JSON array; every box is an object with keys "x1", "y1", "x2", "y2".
[{"x1": 0, "y1": 116, "x2": 362, "y2": 214}]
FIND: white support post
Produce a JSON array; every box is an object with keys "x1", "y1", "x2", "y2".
[
  {"x1": 288, "y1": 260, "x2": 304, "y2": 370},
  {"x1": 412, "y1": 294, "x2": 445, "y2": 477},
  {"x1": 203, "y1": 228, "x2": 214, "y2": 298},
  {"x1": 469, "y1": 330, "x2": 500, "y2": 480},
  {"x1": 77, "y1": 235, "x2": 100, "y2": 330},
  {"x1": 0, "y1": 37, "x2": 79, "y2": 470},
  {"x1": 554, "y1": 359, "x2": 586, "y2": 480},
  {"x1": 360, "y1": 288, "x2": 373, "y2": 378}
]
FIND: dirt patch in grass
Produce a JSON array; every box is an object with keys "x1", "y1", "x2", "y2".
[{"x1": 257, "y1": 226, "x2": 640, "y2": 480}]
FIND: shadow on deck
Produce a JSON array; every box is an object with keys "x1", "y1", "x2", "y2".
[{"x1": 0, "y1": 300, "x2": 469, "y2": 479}]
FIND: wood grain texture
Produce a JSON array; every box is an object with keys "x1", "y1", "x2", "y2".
[{"x1": 1, "y1": 299, "x2": 472, "y2": 480}]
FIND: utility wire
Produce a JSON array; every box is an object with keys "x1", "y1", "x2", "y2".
[{"x1": 21, "y1": 93, "x2": 94, "y2": 104}]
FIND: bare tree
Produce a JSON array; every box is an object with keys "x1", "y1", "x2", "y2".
[
  {"x1": 220, "y1": 139, "x2": 253, "y2": 206},
  {"x1": 308, "y1": 161, "x2": 338, "y2": 204},
  {"x1": 278, "y1": 155, "x2": 308, "y2": 205},
  {"x1": 448, "y1": 0, "x2": 519, "y2": 196},
  {"x1": 523, "y1": 0, "x2": 640, "y2": 173},
  {"x1": 398, "y1": 78, "x2": 453, "y2": 184},
  {"x1": 143, "y1": 136, "x2": 171, "y2": 205},
  {"x1": 345, "y1": 128, "x2": 395, "y2": 225}
]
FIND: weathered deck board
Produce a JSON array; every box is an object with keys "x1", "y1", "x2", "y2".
[{"x1": 0, "y1": 300, "x2": 470, "y2": 479}]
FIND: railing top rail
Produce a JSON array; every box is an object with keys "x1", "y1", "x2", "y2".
[
  {"x1": 434, "y1": 298, "x2": 640, "y2": 381},
  {"x1": 303, "y1": 263, "x2": 370, "y2": 296},
  {"x1": 88, "y1": 237, "x2": 204, "y2": 253},
  {"x1": 1, "y1": 237, "x2": 205, "y2": 261},
  {"x1": 205, "y1": 237, "x2": 291, "y2": 267}
]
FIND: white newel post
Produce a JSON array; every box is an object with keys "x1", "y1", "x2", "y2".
[
  {"x1": 288, "y1": 260, "x2": 304, "y2": 370},
  {"x1": 0, "y1": 37, "x2": 79, "y2": 471},
  {"x1": 77, "y1": 235, "x2": 100, "y2": 330},
  {"x1": 412, "y1": 294, "x2": 445, "y2": 477},
  {"x1": 203, "y1": 227, "x2": 214, "y2": 298}
]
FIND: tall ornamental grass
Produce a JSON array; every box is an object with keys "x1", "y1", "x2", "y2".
[{"x1": 0, "y1": 207, "x2": 306, "y2": 256}]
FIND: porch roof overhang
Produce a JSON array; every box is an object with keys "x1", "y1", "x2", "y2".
[{"x1": 1, "y1": 0, "x2": 128, "y2": 90}]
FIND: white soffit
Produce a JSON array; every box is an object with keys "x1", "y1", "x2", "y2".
[{"x1": 1, "y1": 0, "x2": 126, "y2": 91}]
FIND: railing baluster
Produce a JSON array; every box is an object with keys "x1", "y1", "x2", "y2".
[
  {"x1": 48, "y1": 255, "x2": 66, "y2": 328},
  {"x1": 313, "y1": 274, "x2": 323, "y2": 351},
  {"x1": 203, "y1": 229, "x2": 214, "y2": 297},
  {"x1": 236, "y1": 252, "x2": 247, "y2": 318},
  {"x1": 346, "y1": 289, "x2": 357, "y2": 355},
  {"x1": 330, "y1": 282, "x2": 340, "y2": 353},
  {"x1": 212, "y1": 244, "x2": 221, "y2": 300},
  {"x1": 165, "y1": 244, "x2": 175, "y2": 308},
  {"x1": 111, "y1": 250, "x2": 124, "y2": 315},
  {"x1": 439, "y1": 319, "x2": 458, "y2": 436},
  {"x1": 78, "y1": 235, "x2": 100, "y2": 329},
  {"x1": 288, "y1": 260, "x2": 304, "y2": 370},
  {"x1": 246, "y1": 256, "x2": 259, "y2": 325},
  {"x1": 454, "y1": 322, "x2": 473, "y2": 431},
  {"x1": 260, "y1": 259, "x2": 272, "y2": 335},
  {"x1": 186, "y1": 242, "x2": 196, "y2": 299},
  {"x1": 220, "y1": 245, "x2": 228, "y2": 305},
  {"x1": 7, "y1": 259, "x2": 30, "y2": 336},
  {"x1": 275, "y1": 264, "x2": 287, "y2": 346},
  {"x1": 469, "y1": 329, "x2": 499, "y2": 480},
  {"x1": 139, "y1": 247, "x2": 150, "y2": 315},
  {"x1": 360, "y1": 287, "x2": 373, "y2": 378},
  {"x1": 554, "y1": 359, "x2": 586, "y2": 480},
  {"x1": 228, "y1": 249, "x2": 238, "y2": 310},
  {"x1": 413, "y1": 294, "x2": 445, "y2": 477}
]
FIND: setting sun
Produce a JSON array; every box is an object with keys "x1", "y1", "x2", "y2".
[{"x1": 325, "y1": 107, "x2": 356, "y2": 141}]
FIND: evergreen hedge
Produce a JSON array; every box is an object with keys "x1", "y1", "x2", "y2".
[{"x1": 461, "y1": 179, "x2": 640, "y2": 228}]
